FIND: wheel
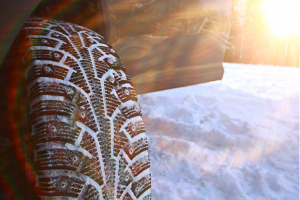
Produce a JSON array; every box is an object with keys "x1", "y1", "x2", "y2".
[{"x1": 9, "y1": 17, "x2": 151, "y2": 200}]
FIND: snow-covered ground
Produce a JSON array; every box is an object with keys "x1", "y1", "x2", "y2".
[{"x1": 138, "y1": 63, "x2": 299, "y2": 200}]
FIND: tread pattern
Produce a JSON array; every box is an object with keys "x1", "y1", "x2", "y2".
[{"x1": 21, "y1": 18, "x2": 151, "y2": 200}]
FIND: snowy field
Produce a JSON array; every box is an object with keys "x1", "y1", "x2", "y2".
[{"x1": 138, "y1": 63, "x2": 299, "y2": 200}]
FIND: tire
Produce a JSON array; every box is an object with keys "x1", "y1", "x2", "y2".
[{"x1": 15, "y1": 17, "x2": 151, "y2": 200}]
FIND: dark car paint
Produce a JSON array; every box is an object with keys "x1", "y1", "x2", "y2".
[{"x1": 0, "y1": 0, "x2": 231, "y2": 94}]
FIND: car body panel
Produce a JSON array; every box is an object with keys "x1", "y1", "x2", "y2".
[{"x1": 0, "y1": 0, "x2": 232, "y2": 94}]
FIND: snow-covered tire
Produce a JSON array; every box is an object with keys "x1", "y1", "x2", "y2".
[{"x1": 17, "y1": 18, "x2": 151, "y2": 200}]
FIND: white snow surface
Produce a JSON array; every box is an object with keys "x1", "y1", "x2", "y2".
[{"x1": 138, "y1": 63, "x2": 299, "y2": 200}]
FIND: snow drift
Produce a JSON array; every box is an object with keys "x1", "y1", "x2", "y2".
[{"x1": 138, "y1": 63, "x2": 299, "y2": 200}]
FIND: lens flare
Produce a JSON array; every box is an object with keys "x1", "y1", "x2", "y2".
[{"x1": 263, "y1": 0, "x2": 300, "y2": 37}]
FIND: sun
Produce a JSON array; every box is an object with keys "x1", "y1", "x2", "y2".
[{"x1": 262, "y1": 0, "x2": 300, "y2": 37}]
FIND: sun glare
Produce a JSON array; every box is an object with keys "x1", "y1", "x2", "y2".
[{"x1": 263, "y1": 0, "x2": 300, "y2": 37}]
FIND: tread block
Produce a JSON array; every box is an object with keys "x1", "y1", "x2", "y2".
[
  {"x1": 117, "y1": 87, "x2": 138, "y2": 102},
  {"x1": 102, "y1": 185, "x2": 114, "y2": 200},
  {"x1": 22, "y1": 28, "x2": 50, "y2": 36},
  {"x1": 27, "y1": 63, "x2": 69, "y2": 82},
  {"x1": 69, "y1": 34, "x2": 83, "y2": 50},
  {"x1": 69, "y1": 64, "x2": 91, "y2": 94},
  {"x1": 38, "y1": 176, "x2": 85, "y2": 197},
  {"x1": 131, "y1": 174, "x2": 151, "y2": 198},
  {"x1": 116, "y1": 154, "x2": 131, "y2": 198},
  {"x1": 113, "y1": 131, "x2": 128, "y2": 157},
  {"x1": 81, "y1": 184, "x2": 100, "y2": 200},
  {"x1": 50, "y1": 25, "x2": 69, "y2": 36},
  {"x1": 60, "y1": 24, "x2": 76, "y2": 35},
  {"x1": 124, "y1": 193, "x2": 134, "y2": 200},
  {"x1": 60, "y1": 41, "x2": 80, "y2": 59},
  {"x1": 106, "y1": 93, "x2": 121, "y2": 117},
  {"x1": 103, "y1": 159, "x2": 116, "y2": 187},
  {"x1": 124, "y1": 138, "x2": 148, "y2": 160},
  {"x1": 81, "y1": 32, "x2": 98, "y2": 47},
  {"x1": 124, "y1": 121, "x2": 146, "y2": 138},
  {"x1": 75, "y1": 94, "x2": 98, "y2": 132},
  {"x1": 36, "y1": 148, "x2": 83, "y2": 170},
  {"x1": 80, "y1": 132, "x2": 98, "y2": 157},
  {"x1": 64, "y1": 56, "x2": 78, "y2": 68},
  {"x1": 120, "y1": 103, "x2": 142, "y2": 119},
  {"x1": 29, "y1": 81, "x2": 76, "y2": 101},
  {"x1": 72, "y1": 25, "x2": 84, "y2": 32},
  {"x1": 33, "y1": 121, "x2": 81, "y2": 144},
  {"x1": 30, "y1": 100, "x2": 75, "y2": 118},
  {"x1": 50, "y1": 31, "x2": 69, "y2": 43},
  {"x1": 28, "y1": 37, "x2": 59, "y2": 48},
  {"x1": 113, "y1": 114, "x2": 128, "y2": 157},
  {"x1": 80, "y1": 56, "x2": 96, "y2": 84},
  {"x1": 129, "y1": 155, "x2": 150, "y2": 177},
  {"x1": 117, "y1": 170, "x2": 133, "y2": 198},
  {"x1": 79, "y1": 157, "x2": 104, "y2": 186},
  {"x1": 92, "y1": 37, "x2": 106, "y2": 44},
  {"x1": 25, "y1": 50, "x2": 64, "y2": 63},
  {"x1": 91, "y1": 48, "x2": 112, "y2": 78}
]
